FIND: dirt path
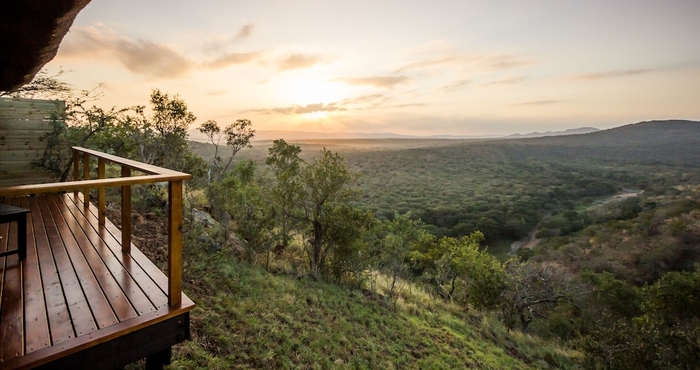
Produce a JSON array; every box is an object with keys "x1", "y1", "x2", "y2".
[
  {"x1": 510, "y1": 229, "x2": 540, "y2": 253},
  {"x1": 595, "y1": 189, "x2": 643, "y2": 207},
  {"x1": 510, "y1": 190, "x2": 643, "y2": 253}
]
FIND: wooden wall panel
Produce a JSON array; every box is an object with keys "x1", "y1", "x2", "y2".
[{"x1": 0, "y1": 98, "x2": 64, "y2": 187}]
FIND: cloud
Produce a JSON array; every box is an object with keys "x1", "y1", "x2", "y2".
[
  {"x1": 204, "y1": 51, "x2": 261, "y2": 69},
  {"x1": 479, "y1": 76, "x2": 525, "y2": 87},
  {"x1": 61, "y1": 24, "x2": 266, "y2": 75},
  {"x1": 395, "y1": 53, "x2": 533, "y2": 73},
  {"x1": 247, "y1": 93, "x2": 398, "y2": 116},
  {"x1": 234, "y1": 24, "x2": 254, "y2": 41},
  {"x1": 437, "y1": 79, "x2": 470, "y2": 93},
  {"x1": 569, "y1": 68, "x2": 656, "y2": 80},
  {"x1": 276, "y1": 53, "x2": 329, "y2": 71},
  {"x1": 246, "y1": 103, "x2": 346, "y2": 115},
  {"x1": 394, "y1": 57, "x2": 468, "y2": 73},
  {"x1": 390, "y1": 103, "x2": 425, "y2": 108},
  {"x1": 339, "y1": 94, "x2": 390, "y2": 107},
  {"x1": 206, "y1": 90, "x2": 229, "y2": 96},
  {"x1": 203, "y1": 24, "x2": 255, "y2": 54},
  {"x1": 60, "y1": 25, "x2": 194, "y2": 78},
  {"x1": 511, "y1": 100, "x2": 562, "y2": 106},
  {"x1": 481, "y1": 55, "x2": 533, "y2": 70},
  {"x1": 335, "y1": 75, "x2": 410, "y2": 88}
]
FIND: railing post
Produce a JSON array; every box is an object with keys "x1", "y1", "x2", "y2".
[
  {"x1": 83, "y1": 152, "x2": 90, "y2": 208},
  {"x1": 121, "y1": 166, "x2": 132, "y2": 254},
  {"x1": 168, "y1": 180, "x2": 183, "y2": 307},
  {"x1": 73, "y1": 150, "x2": 80, "y2": 199},
  {"x1": 98, "y1": 158, "x2": 106, "y2": 226}
]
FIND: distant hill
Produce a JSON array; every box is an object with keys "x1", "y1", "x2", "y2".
[
  {"x1": 499, "y1": 120, "x2": 700, "y2": 166},
  {"x1": 505, "y1": 127, "x2": 600, "y2": 138},
  {"x1": 189, "y1": 129, "x2": 424, "y2": 142},
  {"x1": 189, "y1": 129, "x2": 527, "y2": 142},
  {"x1": 530, "y1": 120, "x2": 700, "y2": 146}
]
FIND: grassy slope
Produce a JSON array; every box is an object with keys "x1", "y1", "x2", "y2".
[{"x1": 170, "y1": 249, "x2": 582, "y2": 369}]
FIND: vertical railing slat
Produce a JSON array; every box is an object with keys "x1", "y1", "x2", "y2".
[
  {"x1": 121, "y1": 166, "x2": 132, "y2": 254},
  {"x1": 73, "y1": 150, "x2": 80, "y2": 199},
  {"x1": 98, "y1": 158, "x2": 106, "y2": 225},
  {"x1": 167, "y1": 180, "x2": 183, "y2": 307},
  {"x1": 82, "y1": 152, "x2": 90, "y2": 208}
]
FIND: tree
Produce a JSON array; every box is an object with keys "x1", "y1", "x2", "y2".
[
  {"x1": 409, "y1": 231, "x2": 505, "y2": 309},
  {"x1": 198, "y1": 119, "x2": 256, "y2": 236},
  {"x1": 1, "y1": 69, "x2": 73, "y2": 100},
  {"x1": 218, "y1": 160, "x2": 275, "y2": 267},
  {"x1": 323, "y1": 205, "x2": 375, "y2": 282},
  {"x1": 502, "y1": 262, "x2": 589, "y2": 331},
  {"x1": 579, "y1": 268, "x2": 700, "y2": 369},
  {"x1": 380, "y1": 212, "x2": 433, "y2": 304},
  {"x1": 198, "y1": 118, "x2": 255, "y2": 183},
  {"x1": 148, "y1": 89, "x2": 196, "y2": 170},
  {"x1": 297, "y1": 148, "x2": 360, "y2": 275},
  {"x1": 265, "y1": 139, "x2": 304, "y2": 251}
]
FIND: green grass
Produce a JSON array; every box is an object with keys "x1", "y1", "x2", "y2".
[{"x1": 169, "y1": 246, "x2": 583, "y2": 369}]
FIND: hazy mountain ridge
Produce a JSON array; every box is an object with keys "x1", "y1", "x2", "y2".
[
  {"x1": 505, "y1": 127, "x2": 600, "y2": 138},
  {"x1": 189, "y1": 127, "x2": 599, "y2": 142}
]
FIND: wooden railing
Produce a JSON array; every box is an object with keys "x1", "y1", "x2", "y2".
[{"x1": 0, "y1": 146, "x2": 192, "y2": 307}]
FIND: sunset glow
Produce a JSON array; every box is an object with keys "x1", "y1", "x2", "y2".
[{"x1": 45, "y1": 0, "x2": 700, "y2": 136}]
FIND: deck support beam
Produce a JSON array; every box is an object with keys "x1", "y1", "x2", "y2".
[
  {"x1": 168, "y1": 180, "x2": 183, "y2": 307},
  {"x1": 145, "y1": 347, "x2": 172, "y2": 370}
]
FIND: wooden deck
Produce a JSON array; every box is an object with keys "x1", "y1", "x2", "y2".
[{"x1": 0, "y1": 193, "x2": 195, "y2": 369}]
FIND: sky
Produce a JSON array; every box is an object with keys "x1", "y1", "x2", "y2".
[{"x1": 45, "y1": 0, "x2": 700, "y2": 136}]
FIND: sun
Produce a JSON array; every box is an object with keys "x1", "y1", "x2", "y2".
[{"x1": 275, "y1": 71, "x2": 348, "y2": 107}]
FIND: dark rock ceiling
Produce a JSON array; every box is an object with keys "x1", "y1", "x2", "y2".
[{"x1": 0, "y1": 0, "x2": 92, "y2": 92}]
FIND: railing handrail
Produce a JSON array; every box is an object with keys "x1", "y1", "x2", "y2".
[
  {"x1": 72, "y1": 146, "x2": 190, "y2": 177},
  {"x1": 0, "y1": 147, "x2": 188, "y2": 307},
  {"x1": 0, "y1": 174, "x2": 183, "y2": 197}
]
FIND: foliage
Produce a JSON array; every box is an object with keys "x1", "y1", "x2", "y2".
[
  {"x1": 197, "y1": 119, "x2": 256, "y2": 239},
  {"x1": 217, "y1": 161, "x2": 274, "y2": 266},
  {"x1": 265, "y1": 139, "x2": 304, "y2": 250},
  {"x1": 578, "y1": 268, "x2": 700, "y2": 369},
  {"x1": 408, "y1": 231, "x2": 507, "y2": 310},
  {"x1": 377, "y1": 212, "x2": 434, "y2": 305},
  {"x1": 295, "y1": 148, "x2": 362, "y2": 276},
  {"x1": 147, "y1": 89, "x2": 197, "y2": 171},
  {"x1": 0, "y1": 69, "x2": 74, "y2": 100},
  {"x1": 198, "y1": 118, "x2": 255, "y2": 182},
  {"x1": 501, "y1": 262, "x2": 589, "y2": 331}
]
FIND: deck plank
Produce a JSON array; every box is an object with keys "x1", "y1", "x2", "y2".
[
  {"x1": 52, "y1": 194, "x2": 138, "y2": 323},
  {"x1": 63, "y1": 195, "x2": 157, "y2": 315},
  {"x1": 30, "y1": 196, "x2": 76, "y2": 345},
  {"x1": 0, "y1": 198, "x2": 24, "y2": 363},
  {"x1": 90, "y1": 203, "x2": 170, "y2": 294},
  {"x1": 45, "y1": 195, "x2": 121, "y2": 329},
  {"x1": 63, "y1": 195, "x2": 168, "y2": 315},
  {"x1": 39, "y1": 197, "x2": 98, "y2": 338},
  {"x1": 70, "y1": 194, "x2": 170, "y2": 304},
  {"x1": 19, "y1": 196, "x2": 51, "y2": 354}
]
